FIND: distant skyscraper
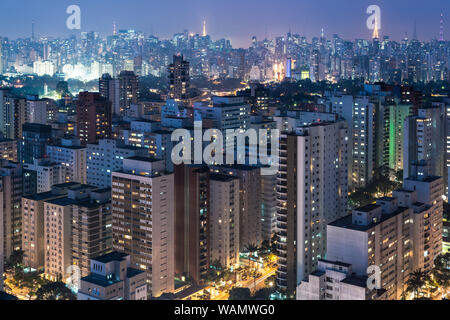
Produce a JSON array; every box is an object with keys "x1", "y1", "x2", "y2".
[
  {"x1": 76, "y1": 92, "x2": 112, "y2": 146},
  {"x1": 202, "y1": 19, "x2": 207, "y2": 37},
  {"x1": 99, "y1": 73, "x2": 120, "y2": 116},
  {"x1": 118, "y1": 71, "x2": 139, "y2": 115},
  {"x1": 372, "y1": 15, "x2": 380, "y2": 39},
  {"x1": 168, "y1": 55, "x2": 190, "y2": 101},
  {"x1": 21, "y1": 123, "x2": 52, "y2": 165}
]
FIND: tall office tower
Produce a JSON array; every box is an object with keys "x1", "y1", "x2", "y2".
[
  {"x1": 99, "y1": 73, "x2": 120, "y2": 116},
  {"x1": 23, "y1": 159, "x2": 65, "y2": 193},
  {"x1": 76, "y1": 92, "x2": 112, "y2": 146},
  {"x1": 47, "y1": 141, "x2": 87, "y2": 184},
  {"x1": 211, "y1": 165, "x2": 262, "y2": 250},
  {"x1": 87, "y1": 139, "x2": 148, "y2": 188},
  {"x1": 174, "y1": 164, "x2": 210, "y2": 285},
  {"x1": 261, "y1": 170, "x2": 277, "y2": 242},
  {"x1": 78, "y1": 252, "x2": 147, "y2": 300},
  {"x1": 118, "y1": 71, "x2": 139, "y2": 116},
  {"x1": 112, "y1": 157, "x2": 174, "y2": 297},
  {"x1": 0, "y1": 138, "x2": 18, "y2": 162},
  {"x1": 168, "y1": 55, "x2": 190, "y2": 101},
  {"x1": 0, "y1": 90, "x2": 27, "y2": 140},
  {"x1": 21, "y1": 123, "x2": 52, "y2": 165},
  {"x1": 326, "y1": 172, "x2": 443, "y2": 300},
  {"x1": 26, "y1": 98, "x2": 58, "y2": 125},
  {"x1": 276, "y1": 121, "x2": 349, "y2": 297},
  {"x1": 22, "y1": 183, "x2": 77, "y2": 271},
  {"x1": 351, "y1": 97, "x2": 376, "y2": 189},
  {"x1": 375, "y1": 101, "x2": 412, "y2": 173},
  {"x1": 0, "y1": 161, "x2": 23, "y2": 262},
  {"x1": 403, "y1": 107, "x2": 445, "y2": 181},
  {"x1": 209, "y1": 173, "x2": 240, "y2": 269},
  {"x1": 72, "y1": 187, "x2": 112, "y2": 277}
]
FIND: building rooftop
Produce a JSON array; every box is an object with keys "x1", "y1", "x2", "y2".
[
  {"x1": 209, "y1": 173, "x2": 239, "y2": 182},
  {"x1": 329, "y1": 206, "x2": 409, "y2": 231},
  {"x1": 355, "y1": 203, "x2": 380, "y2": 212},
  {"x1": 341, "y1": 275, "x2": 369, "y2": 288},
  {"x1": 93, "y1": 251, "x2": 128, "y2": 264}
]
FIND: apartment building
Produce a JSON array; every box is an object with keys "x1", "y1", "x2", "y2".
[
  {"x1": 112, "y1": 157, "x2": 174, "y2": 297},
  {"x1": 209, "y1": 173, "x2": 240, "y2": 269},
  {"x1": 276, "y1": 121, "x2": 349, "y2": 296}
]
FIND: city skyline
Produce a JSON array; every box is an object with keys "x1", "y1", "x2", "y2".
[{"x1": 0, "y1": 0, "x2": 449, "y2": 47}]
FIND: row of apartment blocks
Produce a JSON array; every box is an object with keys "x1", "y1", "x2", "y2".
[
  {"x1": 297, "y1": 167, "x2": 443, "y2": 300},
  {"x1": 15, "y1": 152, "x2": 276, "y2": 298}
]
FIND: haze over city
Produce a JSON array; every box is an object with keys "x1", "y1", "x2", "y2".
[{"x1": 0, "y1": 0, "x2": 449, "y2": 47}]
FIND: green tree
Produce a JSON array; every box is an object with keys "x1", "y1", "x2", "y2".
[
  {"x1": 228, "y1": 287, "x2": 251, "y2": 300},
  {"x1": 36, "y1": 282, "x2": 76, "y2": 300}
]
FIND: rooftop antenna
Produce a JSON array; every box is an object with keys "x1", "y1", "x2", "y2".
[
  {"x1": 440, "y1": 12, "x2": 444, "y2": 41},
  {"x1": 413, "y1": 19, "x2": 418, "y2": 40},
  {"x1": 202, "y1": 19, "x2": 207, "y2": 37},
  {"x1": 113, "y1": 21, "x2": 117, "y2": 36}
]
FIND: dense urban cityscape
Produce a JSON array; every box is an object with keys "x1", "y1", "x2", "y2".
[{"x1": 0, "y1": 1, "x2": 450, "y2": 304}]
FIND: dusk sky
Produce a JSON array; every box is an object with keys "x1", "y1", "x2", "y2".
[{"x1": 1, "y1": 0, "x2": 449, "y2": 47}]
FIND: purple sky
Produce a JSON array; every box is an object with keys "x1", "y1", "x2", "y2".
[{"x1": 0, "y1": 0, "x2": 449, "y2": 47}]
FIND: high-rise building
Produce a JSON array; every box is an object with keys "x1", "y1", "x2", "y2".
[
  {"x1": 403, "y1": 107, "x2": 445, "y2": 181},
  {"x1": 118, "y1": 71, "x2": 139, "y2": 116},
  {"x1": 276, "y1": 121, "x2": 349, "y2": 297},
  {"x1": 87, "y1": 139, "x2": 148, "y2": 188},
  {"x1": 0, "y1": 90, "x2": 27, "y2": 140},
  {"x1": 375, "y1": 101, "x2": 412, "y2": 173},
  {"x1": 26, "y1": 97, "x2": 58, "y2": 125},
  {"x1": 22, "y1": 182, "x2": 81, "y2": 271},
  {"x1": 76, "y1": 92, "x2": 112, "y2": 146},
  {"x1": 211, "y1": 165, "x2": 262, "y2": 250},
  {"x1": 326, "y1": 171, "x2": 443, "y2": 300},
  {"x1": 261, "y1": 170, "x2": 277, "y2": 242},
  {"x1": 0, "y1": 161, "x2": 22, "y2": 264},
  {"x1": 209, "y1": 173, "x2": 240, "y2": 269},
  {"x1": 99, "y1": 73, "x2": 120, "y2": 116},
  {"x1": 0, "y1": 139, "x2": 18, "y2": 162},
  {"x1": 174, "y1": 164, "x2": 210, "y2": 285},
  {"x1": 21, "y1": 123, "x2": 52, "y2": 165},
  {"x1": 112, "y1": 157, "x2": 174, "y2": 297},
  {"x1": 168, "y1": 55, "x2": 190, "y2": 101},
  {"x1": 47, "y1": 141, "x2": 87, "y2": 184},
  {"x1": 23, "y1": 159, "x2": 65, "y2": 193},
  {"x1": 72, "y1": 187, "x2": 112, "y2": 277},
  {"x1": 78, "y1": 252, "x2": 147, "y2": 300}
]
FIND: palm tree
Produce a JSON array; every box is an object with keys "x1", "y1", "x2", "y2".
[{"x1": 406, "y1": 269, "x2": 431, "y2": 299}]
